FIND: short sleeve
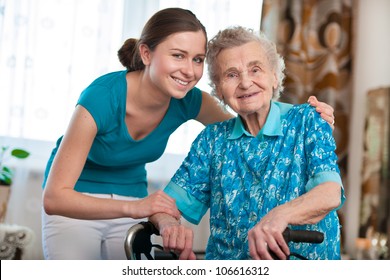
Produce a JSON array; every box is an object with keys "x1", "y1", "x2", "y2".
[
  {"x1": 164, "y1": 181, "x2": 208, "y2": 225},
  {"x1": 77, "y1": 84, "x2": 118, "y2": 133},
  {"x1": 164, "y1": 128, "x2": 213, "y2": 224},
  {"x1": 303, "y1": 107, "x2": 345, "y2": 208}
]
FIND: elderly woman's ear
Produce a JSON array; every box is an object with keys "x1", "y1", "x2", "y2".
[{"x1": 215, "y1": 88, "x2": 224, "y2": 103}]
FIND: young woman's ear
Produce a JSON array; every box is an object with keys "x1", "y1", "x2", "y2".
[{"x1": 139, "y1": 44, "x2": 152, "y2": 66}]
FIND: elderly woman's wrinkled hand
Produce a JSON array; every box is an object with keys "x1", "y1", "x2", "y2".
[{"x1": 160, "y1": 222, "x2": 196, "y2": 260}]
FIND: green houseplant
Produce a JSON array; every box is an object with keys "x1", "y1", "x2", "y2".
[
  {"x1": 0, "y1": 146, "x2": 30, "y2": 222},
  {"x1": 0, "y1": 146, "x2": 30, "y2": 186}
]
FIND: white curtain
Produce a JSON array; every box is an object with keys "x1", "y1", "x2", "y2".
[
  {"x1": 0, "y1": 0, "x2": 263, "y2": 259},
  {"x1": 0, "y1": 0, "x2": 262, "y2": 155},
  {"x1": 0, "y1": 0, "x2": 124, "y2": 141},
  {"x1": 122, "y1": 0, "x2": 263, "y2": 154}
]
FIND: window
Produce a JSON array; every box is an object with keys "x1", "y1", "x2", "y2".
[
  {"x1": 0, "y1": 0, "x2": 125, "y2": 140},
  {"x1": 0, "y1": 0, "x2": 262, "y2": 154}
]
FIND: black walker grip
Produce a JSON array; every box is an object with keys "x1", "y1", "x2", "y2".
[
  {"x1": 268, "y1": 228, "x2": 324, "y2": 260},
  {"x1": 283, "y1": 228, "x2": 324, "y2": 244}
]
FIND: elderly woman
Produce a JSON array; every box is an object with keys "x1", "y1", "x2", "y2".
[{"x1": 150, "y1": 26, "x2": 345, "y2": 260}]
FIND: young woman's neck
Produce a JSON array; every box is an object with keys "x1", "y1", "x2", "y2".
[{"x1": 126, "y1": 71, "x2": 171, "y2": 112}]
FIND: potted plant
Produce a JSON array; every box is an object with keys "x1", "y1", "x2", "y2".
[{"x1": 0, "y1": 146, "x2": 30, "y2": 222}]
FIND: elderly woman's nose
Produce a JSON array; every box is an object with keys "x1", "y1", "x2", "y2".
[{"x1": 238, "y1": 72, "x2": 253, "y2": 88}]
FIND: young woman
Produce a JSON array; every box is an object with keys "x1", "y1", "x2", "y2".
[{"x1": 42, "y1": 8, "x2": 335, "y2": 259}]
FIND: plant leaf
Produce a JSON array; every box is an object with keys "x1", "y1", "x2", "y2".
[
  {"x1": 0, "y1": 172, "x2": 12, "y2": 185},
  {"x1": 11, "y1": 149, "x2": 30, "y2": 159},
  {"x1": 1, "y1": 166, "x2": 13, "y2": 177}
]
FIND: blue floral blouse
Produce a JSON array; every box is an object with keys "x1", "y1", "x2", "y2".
[{"x1": 164, "y1": 101, "x2": 345, "y2": 260}]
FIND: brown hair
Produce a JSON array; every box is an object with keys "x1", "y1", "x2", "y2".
[{"x1": 118, "y1": 7, "x2": 207, "y2": 72}]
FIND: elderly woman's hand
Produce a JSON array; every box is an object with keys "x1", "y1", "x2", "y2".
[
  {"x1": 160, "y1": 222, "x2": 196, "y2": 260},
  {"x1": 149, "y1": 213, "x2": 196, "y2": 260},
  {"x1": 248, "y1": 206, "x2": 291, "y2": 260}
]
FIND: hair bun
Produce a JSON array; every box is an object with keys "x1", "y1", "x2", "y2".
[{"x1": 118, "y1": 38, "x2": 138, "y2": 70}]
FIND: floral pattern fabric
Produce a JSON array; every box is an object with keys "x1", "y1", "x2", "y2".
[{"x1": 167, "y1": 101, "x2": 344, "y2": 260}]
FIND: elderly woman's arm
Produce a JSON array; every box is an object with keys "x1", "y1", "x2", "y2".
[{"x1": 248, "y1": 182, "x2": 342, "y2": 260}]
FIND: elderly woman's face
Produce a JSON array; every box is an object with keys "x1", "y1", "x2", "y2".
[{"x1": 215, "y1": 41, "x2": 277, "y2": 117}]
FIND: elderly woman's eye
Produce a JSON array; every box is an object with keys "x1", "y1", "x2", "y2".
[{"x1": 227, "y1": 72, "x2": 238, "y2": 78}]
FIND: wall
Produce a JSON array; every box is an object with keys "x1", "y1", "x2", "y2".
[{"x1": 345, "y1": 0, "x2": 390, "y2": 256}]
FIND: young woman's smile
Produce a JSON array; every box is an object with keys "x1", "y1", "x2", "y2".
[{"x1": 147, "y1": 31, "x2": 206, "y2": 99}]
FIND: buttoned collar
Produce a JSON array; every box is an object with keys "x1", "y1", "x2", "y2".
[{"x1": 228, "y1": 101, "x2": 284, "y2": 140}]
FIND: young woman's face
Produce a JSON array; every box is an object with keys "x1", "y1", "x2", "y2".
[
  {"x1": 145, "y1": 31, "x2": 206, "y2": 99},
  {"x1": 215, "y1": 41, "x2": 278, "y2": 117}
]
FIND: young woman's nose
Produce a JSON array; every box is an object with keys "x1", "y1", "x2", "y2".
[{"x1": 181, "y1": 59, "x2": 195, "y2": 76}]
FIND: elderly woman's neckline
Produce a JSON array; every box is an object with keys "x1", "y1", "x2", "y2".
[{"x1": 240, "y1": 111, "x2": 268, "y2": 136}]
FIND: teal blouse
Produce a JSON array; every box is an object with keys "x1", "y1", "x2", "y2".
[
  {"x1": 42, "y1": 70, "x2": 202, "y2": 198},
  {"x1": 165, "y1": 101, "x2": 345, "y2": 260}
]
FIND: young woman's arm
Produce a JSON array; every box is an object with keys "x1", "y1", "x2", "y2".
[
  {"x1": 43, "y1": 105, "x2": 180, "y2": 220},
  {"x1": 195, "y1": 91, "x2": 234, "y2": 125},
  {"x1": 197, "y1": 93, "x2": 336, "y2": 127}
]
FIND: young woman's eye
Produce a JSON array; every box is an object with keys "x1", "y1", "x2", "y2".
[
  {"x1": 173, "y1": 54, "x2": 184, "y2": 59},
  {"x1": 193, "y1": 57, "x2": 204, "y2": 64}
]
